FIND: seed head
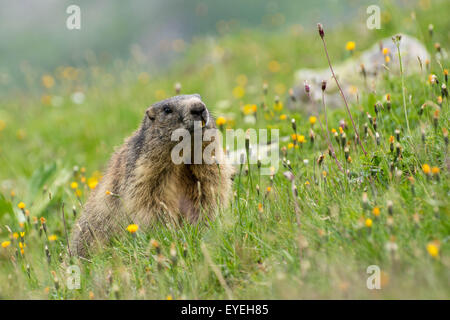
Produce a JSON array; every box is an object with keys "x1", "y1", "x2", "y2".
[
  {"x1": 441, "y1": 84, "x2": 448, "y2": 98},
  {"x1": 434, "y1": 42, "x2": 441, "y2": 52},
  {"x1": 317, "y1": 154, "x2": 324, "y2": 166},
  {"x1": 428, "y1": 24, "x2": 434, "y2": 37},
  {"x1": 263, "y1": 82, "x2": 268, "y2": 95},
  {"x1": 387, "y1": 200, "x2": 393, "y2": 215},
  {"x1": 289, "y1": 88, "x2": 296, "y2": 102},
  {"x1": 317, "y1": 23, "x2": 324, "y2": 38},
  {"x1": 304, "y1": 81, "x2": 310, "y2": 94},
  {"x1": 395, "y1": 129, "x2": 400, "y2": 141},
  {"x1": 291, "y1": 118, "x2": 297, "y2": 132},
  {"x1": 174, "y1": 82, "x2": 181, "y2": 94}
]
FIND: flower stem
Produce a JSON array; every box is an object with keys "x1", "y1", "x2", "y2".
[
  {"x1": 306, "y1": 91, "x2": 345, "y2": 174},
  {"x1": 319, "y1": 35, "x2": 367, "y2": 156},
  {"x1": 396, "y1": 41, "x2": 411, "y2": 134}
]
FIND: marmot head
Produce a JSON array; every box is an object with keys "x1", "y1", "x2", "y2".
[{"x1": 144, "y1": 94, "x2": 214, "y2": 135}]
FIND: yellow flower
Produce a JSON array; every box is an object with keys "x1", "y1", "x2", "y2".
[
  {"x1": 216, "y1": 117, "x2": 226, "y2": 126},
  {"x1": 382, "y1": 47, "x2": 390, "y2": 55},
  {"x1": 232, "y1": 86, "x2": 245, "y2": 99},
  {"x1": 297, "y1": 135, "x2": 305, "y2": 144},
  {"x1": 305, "y1": 181, "x2": 310, "y2": 186},
  {"x1": 87, "y1": 177, "x2": 99, "y2": 189},
  {"x1": 309, "y1": 116, "x2": 317, "y2": 125},
  {"x1": 126, "y1": 224, "x2": 139, "y2": 234},
  {"x1": 322, "y1": 171, "x2": 327, "y2": 178},
  {"x1": 422, "y1": 164, "x2": 431, "y2": 175},
  {"x1": 257, "y1": 203, "x2": 263, "y2": 213},
  {"x1": 431, "y1": 167, "x2": 440, "y2": 175},
  {"x1": 291, "y1": 134, "x2": 297, "y2": 141},
  {"x1": 274, "y1": 101, "x2": 283, "y2": 111},
  {"x1": 13, "y1": 232, "x2": 19, "y2": 239},
  {"x1": 18, "y1": 202, "x2": 26, "y2": 209},
  {"x1": 70, "y1": 182, "x2": 78, "y2": 189},
  {"x1": 75, "y1": 189, "x2": 82, "y2": 197},
  {"x1": 287, "y1": 143, "x2": 294, "y2": 149},
  {"x1": 389, "y1": 136, "x2": 394, "y2": 144},
  {"x1": 266, "y1": 186, "x2": 272, "y2": 193},
  {"x1": 243, "y1": 104, "x2": 257, "y2": 115},
  {"x1": 268, "y1": 60, "x2": 280, "y2": 73},
  {"x1": 105, "y1": 190, "x2": 112, "y2": 195},
  {"x1": 279, "y1": 114, "x2": 287, "y2": 120},
  {"x1": 345, "y1": 41, "x2": 356, "y2": 51},
  {"x1": 42, "y1": 75, "x2": 55, "y2": 89},
  {"x1": 385, "y1": 55, "x2": 390, "y2": 63},
  {"x1": 426, "y1": 242, "x2": 439, "y2": 258},
  {"x1": 348, "y1": 85, "x2": 358, "y2": 95},
  {"x1": 1, "y1": 241, "x2": 11, "y2": 248},
  {"x1": 16, "y1": 129, "x2": 26, "y2": 140},
  {"x1": 365, "y1": 218, "x2": 373, "y2": 228},
  {"x1": 166, "y1": 295, "x2": 173, "y2": 300},
  {"x1": 331, "y1": 128, "x2": 336, "y2": 134},
  {"x1": 372, "y1": 207, "x2": 380, "y2": 217},
  {"x1": 150, "y1": 239, "x2": 159, "y2": 249},
  {"x1": 48, "y1": 235, "x2": 58, "y2": 241},
  {"x1": 40, "y1": 217, "x2": 46, "y2": 224}
]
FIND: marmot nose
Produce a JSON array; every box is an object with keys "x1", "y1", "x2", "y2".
[
  {"x1": 189, "y1": 103, "x2": 209, "y2": 125},
  {"x1": 190, "y1": 104, "x2": 206, "y2": 117}
]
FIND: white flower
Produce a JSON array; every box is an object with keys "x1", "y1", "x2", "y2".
[{"x1": 71, "y1": 91, "x2": 85, "y2": 105}]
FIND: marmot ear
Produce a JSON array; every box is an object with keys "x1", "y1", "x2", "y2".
[{"x1": 146, "y1": 107, "x2": 156, "y2": 121}]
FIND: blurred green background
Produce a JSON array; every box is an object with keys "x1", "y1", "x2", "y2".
[
  {"x1": 0, "y1": 0, "x2": 448, "y2": 299},
  {"x1": 1, "y1": 0, "x2": 385, "y2": 88}
]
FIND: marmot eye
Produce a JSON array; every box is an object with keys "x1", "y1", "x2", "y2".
[{"x1": 163, "y1": 106, "x2": 172, "y2": 114}]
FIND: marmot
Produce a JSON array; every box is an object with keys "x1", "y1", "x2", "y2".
[{"x1": 71, "y1": 94, "x2": 233, "y2": 257}]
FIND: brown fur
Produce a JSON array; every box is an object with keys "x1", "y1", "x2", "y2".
[{"x1": 71, "y1": 94, "x2": 233, "y2": 257}]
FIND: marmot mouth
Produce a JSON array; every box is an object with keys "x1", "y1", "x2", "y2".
[{"x1": 186, "y1": 123, "x2": 210, "y2": 133}]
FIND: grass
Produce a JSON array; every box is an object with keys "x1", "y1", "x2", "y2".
[{"x1": 0, "y1": 1, "x2": 449, "y2": 299}]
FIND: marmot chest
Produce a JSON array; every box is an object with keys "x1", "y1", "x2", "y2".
[{"x1": 165, "y1": 168, "x2": 201, "y2": 221}]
